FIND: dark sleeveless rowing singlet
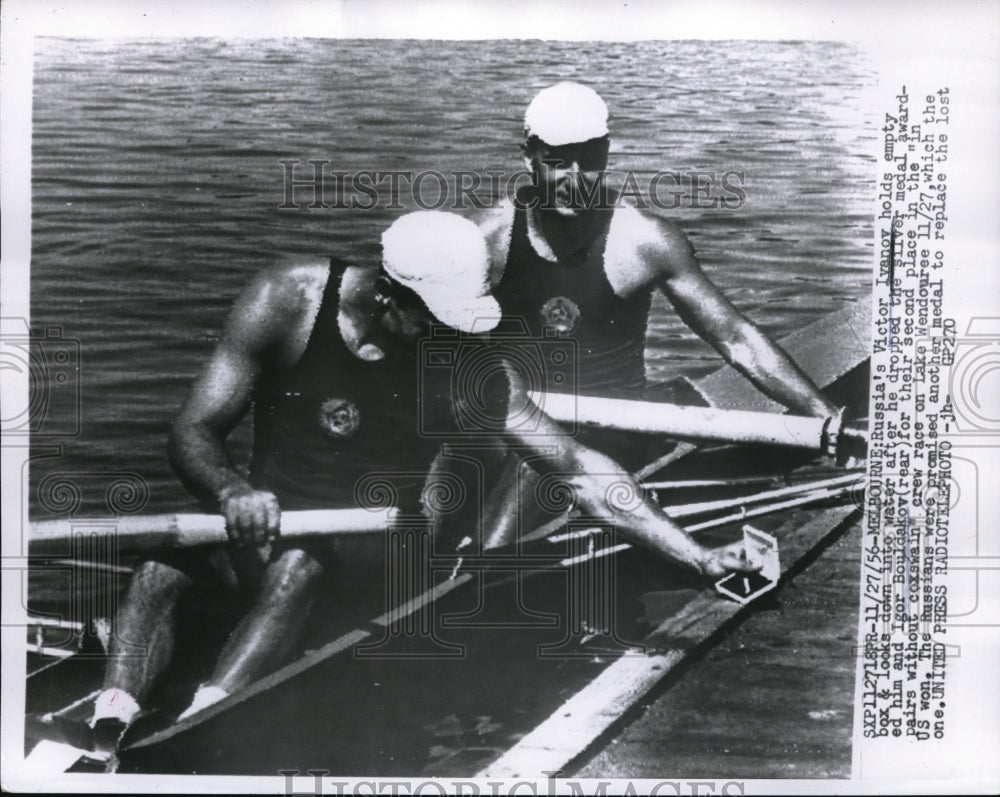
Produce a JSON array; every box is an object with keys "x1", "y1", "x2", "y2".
[
  {"x1": 493, "y1": 188, "x2": 652, "y2": 398},
  {"x1": 249, "y1": 264, "x2": 497, "y2": 514}
]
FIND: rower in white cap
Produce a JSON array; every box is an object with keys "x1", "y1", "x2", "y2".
[
  {"x1": 84, "y1": 210, "x2": 760, "y2": 767},
  {"x1": 470, "y1": 81, "x2": 847, "y2": 546},
  {"x1": 478, "y1": 81, "x2": 837, "y2": 418}
]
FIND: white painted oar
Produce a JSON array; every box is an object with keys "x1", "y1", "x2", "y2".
[
  {"x1": 29, "y1": 507, "x2": 398, "y2": 551},
  {"x1": 533, "y1": 391, "x2": 844, "y2": 455},
  {"x1": 26, "y1": 617, "x2": 84, "y2": 631}
]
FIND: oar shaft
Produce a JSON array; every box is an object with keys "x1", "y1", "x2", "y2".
[
  {"x1": 663, "y1": 473, "x2": 864, "y2": 519},
  {"x1": 641, "y1": 476, "x2": 776, "y2": 490},
  {"x1": 536, "y1": 392, "x2": 830, "y2": 450},
  {"x1": 29, "y1": 508, "x2": 398, "y2": 550}
]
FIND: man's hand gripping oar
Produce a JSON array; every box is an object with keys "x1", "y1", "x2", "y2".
[{"x1": 217, "y1": 484, "x2": 281, "y2": 547}]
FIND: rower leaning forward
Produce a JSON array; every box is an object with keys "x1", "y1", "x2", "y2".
[{"x1": 84, "y1": 211, "x2": 762, "y2": 767}]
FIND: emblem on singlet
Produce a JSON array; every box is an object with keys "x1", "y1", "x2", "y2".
[
  {"x1": 540, "y1": 296, "x2": 581, "y2": 334},
  {"x1": 318, "y1": 397, "x2": 361, "y2": 439}
]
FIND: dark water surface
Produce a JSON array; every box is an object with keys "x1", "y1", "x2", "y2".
[{"x1": 29, "y1": 38, "x2": 875, "y2": 516}]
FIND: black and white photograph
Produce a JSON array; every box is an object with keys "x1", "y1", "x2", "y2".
[{"x1": 2, "y1": 1, "x2": 997, "y2": 793}]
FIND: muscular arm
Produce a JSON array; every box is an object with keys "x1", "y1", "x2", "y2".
[
  {"x1": 500, "y1": 364, "x2": 753, "y2": 577},
  {"x1": 168, "y1": 266, "x2": 322, "y2": 540},
  {"x1": 649, "y1": 221, "x2": 837, "y2": 418}
]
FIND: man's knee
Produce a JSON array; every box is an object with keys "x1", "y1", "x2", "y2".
[
  {"x1": 264, "y1": 547, "x2": 326, "y2": 596},
  {"x1": 130, "y1": 559, "x2": 192, "y2": 595}
]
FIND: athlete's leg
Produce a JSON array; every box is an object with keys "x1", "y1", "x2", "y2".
[
  {"x1": 100, "y1": 559, "x2": 192, "y2": 705},
  {"x1": 199, "y1": 547, "x2": 325, "y2": 697},
  {"x1": 91, "y1": 559, "x2": 193, "y2": 752},
  {"x1": 482, "y1": 454, "x2": 547, "y2": 550}
]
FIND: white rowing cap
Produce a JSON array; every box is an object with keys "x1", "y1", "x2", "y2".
[
  {"x1": 381, "y1": 211, "x2": 501, "y2": 334},
  {"x1": 524, "y1": 82, "x2": 609, "y2": 146}
]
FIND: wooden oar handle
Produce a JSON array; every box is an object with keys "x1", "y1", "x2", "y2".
[
  {"x1": 534, "y1": 392, "x2": 828, "y2": 449},
  {"x1": 534, "y1": 392, "x2": 870, "y2": 461},
  {"x1": 29, "y1": 507, "x2": 399, "y2": 551}
]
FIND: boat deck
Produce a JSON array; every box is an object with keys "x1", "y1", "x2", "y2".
[{"x1": 577, "y1": 517, "x2": 861, "y2": 779}]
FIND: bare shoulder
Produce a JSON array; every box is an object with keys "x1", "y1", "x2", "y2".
[
  {"x1": 469, "y1": 202, "x2": 514, "y2": 238},
  {"x1": 241, "y1": 262, "x2": 328, "y2": 313},
  {"x1": 605, "y1": 205, "x2": 695, "y2": 295},
  {"x1": 469, "y1": 202, "x2": 515, "y2": 284},
  {"x1": 224, "y1": 262, "x2": 330, "y2": 361}
]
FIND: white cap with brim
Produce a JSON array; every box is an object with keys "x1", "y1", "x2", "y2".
[
  {"x1": 381, "y1": 211, "x2": 501, "y2": 334},
  {"x1": 524, "y1": 82, "x2": 609, "y2": 147}
]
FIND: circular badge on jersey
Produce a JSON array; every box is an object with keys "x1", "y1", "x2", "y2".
[
  {"x1": 318, "y1": 397, "x2": 361, "y2": 439},
  {"x1": 540, "y1": 296, "x2": 581, "y2": 334}
]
